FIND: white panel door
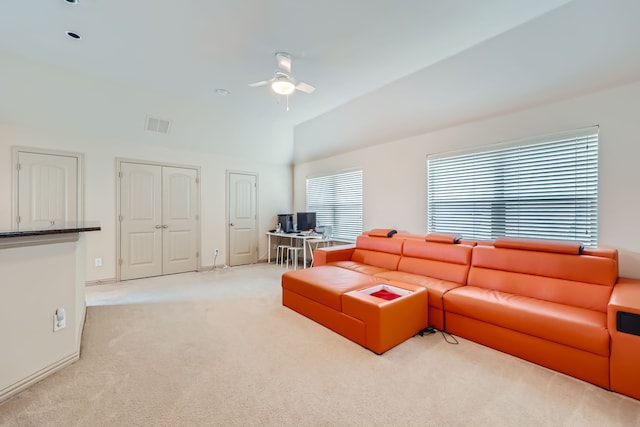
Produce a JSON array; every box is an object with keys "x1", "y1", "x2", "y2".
[
  {"x1": 120, "y1": 163, "x2": 163, "y2": 280},
  {"x1": 228, "y1": 172, "x2": 257, "y2": 266},
  {"x1": 119, "y1": 162, "x2": 199, "y2": 280},
  {"x1": 162, "y1": 166, "x2": 198, "y2": 275},
  {"x1": 17, "y1": 152, "x2": 78, "y2": 228}
]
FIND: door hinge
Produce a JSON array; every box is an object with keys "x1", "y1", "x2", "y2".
[
  {"x1": 118, "y1": 258, "x2": 123, "y2": 266},
  {"x1": 196, "y1": 251, "x2": 200, "y2": 258},
  {"x1": 16, "y1": 215, "x2": 21, "y2": 224},
  {"x1": 16, "y1": 163, "x2": 21, "y2": 172},
  {"x1": 118, "y1": 171, "x2": 123, "y2": 178},
  {"x1": 195, "y1": 177, "x2": 200, "y2": 184},
  {"x1": 119, "y1": 215, "x2": 123, "y2": 222},
  {"x1": 195, "y1": 214, "x2": 199, "y2": 220}
]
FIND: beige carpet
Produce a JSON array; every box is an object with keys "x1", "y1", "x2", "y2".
[{"x1": 1, "y1": 264, "x2": 640, "y2": 426}]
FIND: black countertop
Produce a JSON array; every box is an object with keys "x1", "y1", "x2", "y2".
[{"x1": 0, "y1": 222, "x2": 101, "y2": 239}]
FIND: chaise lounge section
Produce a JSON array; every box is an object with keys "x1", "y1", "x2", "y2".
[
  {"x1": 282, "y1": 265, "x2": 428, "y2": 354},
  {"x1": 281, "y1": 229, "x2": 640, "y2": 401},
  {"x1": 312, "y1": 230, "x2": 473, "y2": 330}
]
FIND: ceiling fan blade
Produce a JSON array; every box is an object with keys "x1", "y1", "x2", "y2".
[
  {"x1": 295, "y1": 81, "x2": 316, "y2": 94},
  {"x1": 248, "y1": 80, "x2": 270, "y2": 88},
  {"x1": 276, "y1": 52, "x2": 292, "y2": 73}
]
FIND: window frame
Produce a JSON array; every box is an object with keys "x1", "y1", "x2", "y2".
[
  {"x1": 306, "y1": 169, "x2": 363, "y2": 242},
  {"x1": 427, "y1": 127, "x2": 599, "y2": 246}
]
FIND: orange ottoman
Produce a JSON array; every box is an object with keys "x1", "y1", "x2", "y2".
[
  {"x1": 282, "y1": 266, "x2": 428, "y2": 354},
  {"x1": 343, "y1": 282, "x2": 428, "y2": 354}
]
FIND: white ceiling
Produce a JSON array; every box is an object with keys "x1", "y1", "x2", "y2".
[{"x1": 1, "y1": 0, "x2": 639, "y2": 164}]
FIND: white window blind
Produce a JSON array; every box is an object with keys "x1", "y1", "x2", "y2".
[
  {"x1": 306, "y1": 170, "x2": 363, "y2": 242},
  {"x1": 427, "y1": 128, "x2": 599, "y2": 246}
]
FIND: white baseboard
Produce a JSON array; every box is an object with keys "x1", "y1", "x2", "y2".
[
  {"x1": 0, "y1": 304, "x2": 87, "y2": 405},
  {"x1": 0, "y1": 351, "x2": 79, "y2": 405},
  {"x1": 85, "y1": 278, "x2": 117, "y2": 286}
]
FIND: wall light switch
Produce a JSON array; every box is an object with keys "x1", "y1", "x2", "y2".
[{"x1": 95, "y1": 257, "x2": 102, "y2": 267}]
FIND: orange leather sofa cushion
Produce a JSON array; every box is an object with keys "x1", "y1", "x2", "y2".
[
  {"x1": 468, "y1": 245, "x2": 617, "y2": 312},
  {"x1": 330, "y1": 235, "x2": 403, "y2": 273},
  {"x1": 445, "y1": 286, "x2": 610, "y2": 356},
  {"x1": 282, "y1": 266, "x2": 376, "y2": 311},
  {"x1": 312, "y1": 244, "x2": 355, "y2": 266},
  {"x1": 398, "y1": 239, "x2": 472, "y2": 284}
]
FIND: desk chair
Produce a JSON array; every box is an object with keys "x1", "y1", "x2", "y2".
[
  {"x1": 276, "y1": 244, "x2": 290, "y2": 267},
  {"x1": 286, "y1": 246, "x2": 303, "y2": 270}
]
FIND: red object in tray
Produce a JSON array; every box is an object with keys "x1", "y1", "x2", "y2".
[{"x1": 370, "y1": 289, "x2": 402, "y2": 301}]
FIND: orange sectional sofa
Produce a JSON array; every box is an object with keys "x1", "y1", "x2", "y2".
[{"x1": 281, "y1": 229, "x2": 640, "y2": 401}]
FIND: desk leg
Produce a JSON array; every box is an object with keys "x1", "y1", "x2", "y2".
[
  {"x1": 267, "y1": 234, "x2": 272, "y2": 263},
  {"x1": 303, "y1": 240, "x2": 307, "y2": 268}
]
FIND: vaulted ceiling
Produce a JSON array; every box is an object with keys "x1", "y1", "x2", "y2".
[{"x1": 1, "y1": 0, "x2": 639, "y2": 164}]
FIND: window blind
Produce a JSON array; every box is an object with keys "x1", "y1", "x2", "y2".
[
  {"x1": 427, "y1": 128, "x2": 599, "y2": 246},
  {"x1": 306, "y1": 170, "x2": 363, "y2": 242}
]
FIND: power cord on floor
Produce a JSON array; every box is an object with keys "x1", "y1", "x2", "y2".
[
  {"x1": 209, "y1": 251, "x2": 229, "y2": 271},
  {"x1": 418, "y1": 326, "x2": 459, "y2": 345}
]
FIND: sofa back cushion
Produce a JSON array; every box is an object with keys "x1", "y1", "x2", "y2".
[
  {"x1": 468, "y1": 243, "x2": 618, "y2": 312},
  {"x1": 352, "y1": 235, "x2": 403, "y2": 270},
  {"x1": 398, "y1": 240, "x2": 473, "y2": 284}
]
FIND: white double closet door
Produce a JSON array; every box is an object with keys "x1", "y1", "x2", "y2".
[{"x1": 119, "y1": 162, "x2": 199, "y2": 281}]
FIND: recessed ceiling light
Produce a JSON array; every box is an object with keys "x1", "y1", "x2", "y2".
[
  {"x1": 215, "y1": 88, "x2": 230, "y2": 96},
  {"x1": 65, "y1": 0, "x2": 79, "y2": 4},
  {"x1": 66, "y1": 31, "x2": 81, "y2": 40}
]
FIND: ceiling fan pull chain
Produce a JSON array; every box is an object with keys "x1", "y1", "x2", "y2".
[{"x1": 286, "y1": 95, "x2": 290, "y2": 111}]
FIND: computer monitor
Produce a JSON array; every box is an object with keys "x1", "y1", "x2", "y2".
[
  {"x1": 296, "y1": 212, "x2": 316, "y2": 232},
  {"x1": 277, "y1": 214, "x2": 294, "y2": 233}
]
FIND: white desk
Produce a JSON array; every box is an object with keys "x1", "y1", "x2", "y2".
[{"x1": 266, "y1": 232, "x2": 348, "y2": 268}]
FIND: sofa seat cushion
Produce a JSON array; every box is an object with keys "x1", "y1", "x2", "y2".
[
  {"x1": 282, "y1": 266, "x2": 377, "y2": 311},
  {"x1": 373, "y1": 271, "x2": 462, "y2": 310},
  {"x1": 444, "y1": 286, "x2": 609, "y2": 356},
  {"x1": 329, "y1": 261, "x2": 393, "y2": 276}
]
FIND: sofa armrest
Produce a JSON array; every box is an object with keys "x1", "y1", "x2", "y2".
[
  {"x1": 608, "y1": 277, "x2": 640, "y2": 399},
  {"x1": 608, "y1": 277, "x2": 640, "y2": 325},
  {"x1": 313, "y1": 244, "x2": 355, "y2": 266},
  {"x1": 609, "y1": 277, "x2": 640, "y2": 308}
]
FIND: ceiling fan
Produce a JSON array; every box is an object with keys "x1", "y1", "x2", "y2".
[{"x1": 249, "y1": 52, "x2": 316, "y2": 97}]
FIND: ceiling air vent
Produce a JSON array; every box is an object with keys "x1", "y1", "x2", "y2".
[{"x1": 145, "y1": 116, "x2": 171, "y2": 134}]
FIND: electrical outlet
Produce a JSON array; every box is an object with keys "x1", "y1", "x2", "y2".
[
  {"x1": 214, "y1": 248, "x2": 219, "y2": 255},
  {"x1": 95, "y1": 257, "x2": 102, "y2": 267},
  {"x1": 53, "y1": 308, "x2": 66, "y2": 332}
]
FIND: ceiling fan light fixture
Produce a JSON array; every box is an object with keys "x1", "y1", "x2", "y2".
[{"x1": 271, "y1": 78, "x2": 295, "y2": 95}]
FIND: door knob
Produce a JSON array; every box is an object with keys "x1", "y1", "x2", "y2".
[
  {"x1": 162, "y1": 224, "x2": 168, "y2": 228},
  {"x1": 230, "y1": 223, "x2": 234, "y2": 226},
  {"x1": 155, "y1": 225, "x2": 162, "y2": 229}
]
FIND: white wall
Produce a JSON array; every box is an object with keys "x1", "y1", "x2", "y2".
[
  {"x1": 0, "y1": 123, "x2": 291, "y2": 282},
  {"x1": 0, "y1": 51, "x2": 294, "y2": 282},
  {"x1": 294, "y1": 80, "x2": 640, "y2": 278},
  {"x1": 0, "y1": 236, "x2": 82, "y2": 402}
]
